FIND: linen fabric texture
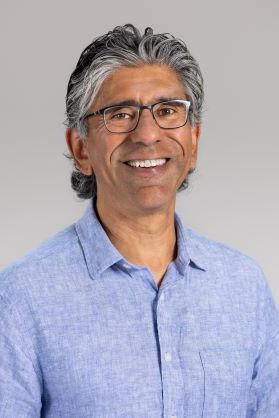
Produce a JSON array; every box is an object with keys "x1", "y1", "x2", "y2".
[{"x1": 0, "y1": 201, "x2": 279, "y2": 417}]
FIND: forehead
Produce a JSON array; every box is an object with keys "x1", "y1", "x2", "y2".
[{"x1": 92, "y1": 65, "x2": 187, "y2": 109}]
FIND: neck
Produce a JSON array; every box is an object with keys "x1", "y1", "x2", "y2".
[{"x1": 95, "y1": 197, "x2": 177, "y2": 287}]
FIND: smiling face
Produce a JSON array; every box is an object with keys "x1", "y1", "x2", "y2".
[{"x1": 67, "y1": 65, "x2": 201, "y2": 215}]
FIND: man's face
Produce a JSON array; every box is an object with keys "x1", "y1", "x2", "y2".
[{"x1": 69, "y1": 65, "x2": 200, "y2": 214}]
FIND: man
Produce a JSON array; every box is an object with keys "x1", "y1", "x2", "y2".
[{"x1": 0, "y1": 24, "x2": 278, "y2": 418}]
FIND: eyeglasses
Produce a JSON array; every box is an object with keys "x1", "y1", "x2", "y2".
[{"x1": 83, "y1": 99, "x2": 192, "y2": 133}]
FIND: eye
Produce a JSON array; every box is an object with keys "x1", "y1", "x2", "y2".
[
  {"x1": 111, "y1": 112, "x2": 131, "y2": 120},
  {"x1": 106, "y1": 106, "x2": 136, "y2": 121},
  {"x1": 155, "y1": 101, "x2": 186, "y2": 119},
  {"x1": 157, "y1": 107, "x2": 176, "y2": 116}
]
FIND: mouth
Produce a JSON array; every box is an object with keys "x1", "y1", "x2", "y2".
[{"x1": 123, "y1": 158, "x2": 170, "y2": 168}]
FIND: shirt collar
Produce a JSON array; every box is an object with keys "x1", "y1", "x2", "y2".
[
  {"x1": 75, "y1": 200, "x2": 207, "y2": 280},
  {"x1": 75, "y1": 201, "x2": 123, "y2": 279},
  {"x1": 174, "y1": 212, "x2": 207, "y2": 274}
]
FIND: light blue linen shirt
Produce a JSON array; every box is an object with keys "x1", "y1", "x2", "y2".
[{"x1": 1, "y1": 201, "x2": 279, "y2": 418}]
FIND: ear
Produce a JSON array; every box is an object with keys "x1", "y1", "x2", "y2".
[
  {"x1": 65, "y1": 128, "x2": 93, "y2": 176},
  {"x1": 190, "y1": 123, "x2": 201, "y2": 170}
]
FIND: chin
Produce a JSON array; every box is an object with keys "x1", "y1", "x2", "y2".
[{"x1": 129, "y1": 187, "x2": 175, "y2": 213}]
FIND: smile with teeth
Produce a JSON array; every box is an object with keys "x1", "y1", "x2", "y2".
[{"x1": 125, "y1": 158, "x2": 167, "y2": 168}]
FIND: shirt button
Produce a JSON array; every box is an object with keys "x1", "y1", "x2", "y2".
[
  {"x1": 171, "y1": 415, "x2": 177, "y2": 418},
  {"x1": 164, "y1": 351, "x2": 172, "y2": 362},
  {"x1": 160, "y1": 293, "x2": 165, "y2": 302},
  {"x1": 123, "y1": 263, "x2": 130, "y2": 269}
]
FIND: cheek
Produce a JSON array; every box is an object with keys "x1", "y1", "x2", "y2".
[
  {"x1": 172, "y1": 132, "x2": 193, "y2": 161},
  {"x1": 103, "y1": 134, "x2": 128, "y2": 162},
  {"x1": 89, "y1": 136, "x2": 123, "y2": 172}
]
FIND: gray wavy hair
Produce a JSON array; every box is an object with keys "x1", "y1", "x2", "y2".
[{"x1": 65, "y1": 24, "x2": 204, "y2": 199}]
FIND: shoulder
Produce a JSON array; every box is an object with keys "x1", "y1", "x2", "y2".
[
  {"x1": 0, "y1": 223, "x2": 82, "y2": 303},
  {"x1": 187, "y1": 228, "x2": 279, "y2": 352},
  {"x1": 185, "y1": 228, "x2": 279, "y2": 329},
  {"x1": 185, "y1": 227, "x2": 267, "y2": 285}
]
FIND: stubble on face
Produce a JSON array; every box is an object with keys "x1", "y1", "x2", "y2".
[{"x1": 84, "y1": 65, "x2": 200, "y2": 216}]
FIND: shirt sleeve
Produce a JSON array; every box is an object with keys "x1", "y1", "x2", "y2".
[
  {"x1": 246, "y1": 274, "x2": 279, "y2": 417},
  {"x1": 0, "y1": 294, "x2": 42, "y2": 417}
]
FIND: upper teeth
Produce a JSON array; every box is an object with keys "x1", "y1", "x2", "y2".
[{"x1": 126, "y1": 159, "x2": 167, "y2": 168}]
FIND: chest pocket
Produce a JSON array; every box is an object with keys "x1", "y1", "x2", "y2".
[
  {"x1": 202, "y1": 349, "x2": 254, "y2": 418},
  {"x1": 180, "y1": 348, "x2": 254, "y2": 418}
]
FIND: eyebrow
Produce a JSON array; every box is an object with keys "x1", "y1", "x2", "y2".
[{"x1": 100, "y1": 96, "x2": 187, "y2": 109}]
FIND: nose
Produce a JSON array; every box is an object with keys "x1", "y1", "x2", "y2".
[{"x1": 128, "y1": 108, "x2": 161, "y2": 145}]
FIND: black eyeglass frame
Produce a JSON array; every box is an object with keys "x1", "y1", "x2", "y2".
[{"x1": 82, "y1": 99, "x2": 192, "y2": 133}]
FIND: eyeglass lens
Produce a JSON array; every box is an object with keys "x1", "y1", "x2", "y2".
[{"x1": 104, "y1": 101, "x2": 189, "y2": 133}]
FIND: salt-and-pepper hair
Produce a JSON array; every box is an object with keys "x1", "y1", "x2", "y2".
[{"x1": 65, "y1": 24, "x2": 204, "y2": 199}]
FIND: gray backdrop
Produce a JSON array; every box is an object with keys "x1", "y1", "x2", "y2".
[{"x1": 1, "y1": 0, "x2": 278, "y2": 303}]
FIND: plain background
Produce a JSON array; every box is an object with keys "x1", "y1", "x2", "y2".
[{"x1": 1, "y1": 0, "x2": 278, "y2": 303}]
